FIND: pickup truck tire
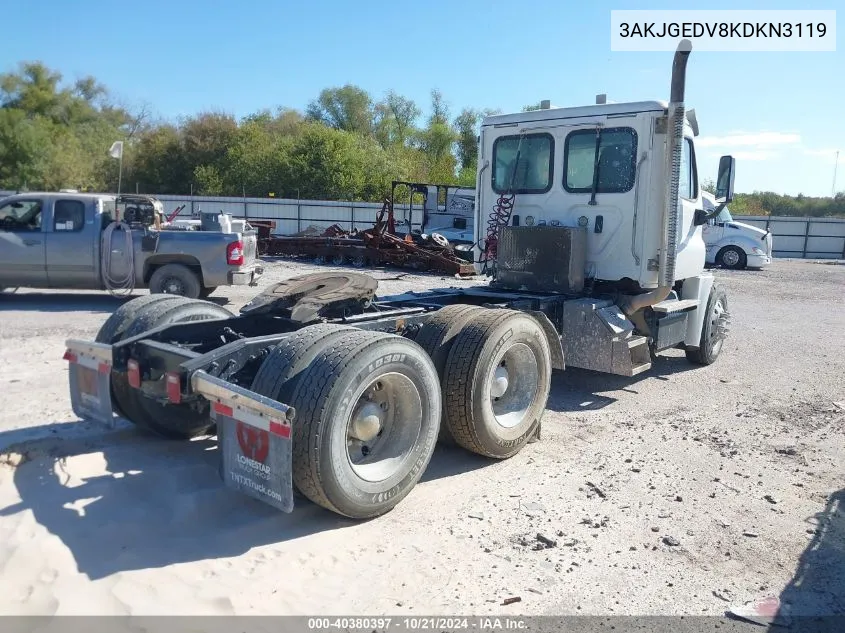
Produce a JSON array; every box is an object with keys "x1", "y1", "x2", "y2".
[
  {"x1": 95, "y1": 295, "x2": 234, "y2": 439},
  {"x1": 252, "y1": 327, "x2": 441, "y2": 519},
  {"x1": 685, "y1": 283, "x2": 729, "y2": 366},
  {"x1": 149, "y1": 264, "x2": 203, "y2": 299},
  {"x1": 412, "y1": 304, "x2": 488, "y2": 446},
  {"x1": 442, "y1": 309, "x2": 551, "y2": 459}
]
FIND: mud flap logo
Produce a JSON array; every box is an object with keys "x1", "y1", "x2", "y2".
[{"x1": 237, "y1": 422, "x2": 270, "y2": 463}]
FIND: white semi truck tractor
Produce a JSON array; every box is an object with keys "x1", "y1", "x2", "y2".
[{"x1": 64, "y1": 39, "x2": 736, "y2": 519}]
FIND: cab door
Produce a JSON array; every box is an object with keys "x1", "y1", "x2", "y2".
[
  {"x1": 0, "y1": 197, "x2": 47, "y2": 287},
  {"x1": 44, "y1": 198, "x2": 97, "y2": 288}
]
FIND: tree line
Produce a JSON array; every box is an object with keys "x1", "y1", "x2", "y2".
[{"x1": 1, "y1": 61, "x2": 843, "y2": 217}]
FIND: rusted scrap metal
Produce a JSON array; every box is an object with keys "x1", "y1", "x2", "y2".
[
  {"x1": 259, "y1": 198, "x2": 476, "y2": 276},
  {"x1": 247, "y1": 220, "x2": 276, "y2": 247}
]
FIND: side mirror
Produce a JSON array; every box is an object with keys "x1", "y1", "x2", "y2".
[
  {"x1": 693, "y1": 208, "x2": 708, "y2": 226},
  {"x1": 716, "y1": 155, "x2": 736, "y2": 203}
]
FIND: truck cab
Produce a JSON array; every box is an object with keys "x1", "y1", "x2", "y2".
[
  {"x1": 701, "y1": 191, "x2": 772, "y2": 269},
  {"x1": 474, "y1": 100, "x2": 708, "y2": 288}
]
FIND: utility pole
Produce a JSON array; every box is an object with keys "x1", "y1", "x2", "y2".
[{"x1": 833, "y1": 150, "x2": 840, "y2": 196}]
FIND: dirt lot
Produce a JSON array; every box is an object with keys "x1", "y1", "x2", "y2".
[{"x1": 0, "y1": 259, "x2": 843, "y2": 618}]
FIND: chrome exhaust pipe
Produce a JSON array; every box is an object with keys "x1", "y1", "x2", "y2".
[
  {"x1": 621, "y1": 38, "x2": 692, "y2": 316},
  {"x1": 659, "y1": 38, "x2": 693, "y2": 289}
]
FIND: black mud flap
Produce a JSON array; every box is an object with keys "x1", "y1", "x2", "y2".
[
  {"x1": 191, "y1": 371, "x2": 296, "y2": 513},
  {"x1": 64, "y1": 339, "x2": 118, "y2": 428}
]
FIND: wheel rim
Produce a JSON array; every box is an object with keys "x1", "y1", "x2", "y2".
[
  {"x1": 722, "y1": 249, "x2": 740, "y2": 267},
  {"x1": 162, "y1": 276, "x2": 185, "y2": 295},
  {"x1": 709, "y1": 298, "x2": 728, "y2": 355},
  {"x1": 488, "y1": 342, "x2": 540, "y2": 429},
  {"x1": 346, "y1": 372, "x2": 422, "y2": 483}
]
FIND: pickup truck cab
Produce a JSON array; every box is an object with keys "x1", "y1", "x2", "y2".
[
  {"x1": 702, "y1": 191, "x2": 773, "y2": 269},
  {"x1": 0, "y1": 192, "x2": 263, "y2": 298}
]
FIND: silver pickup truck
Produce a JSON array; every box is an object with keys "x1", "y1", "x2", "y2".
[{"x1": 0, "y1": 192, "x2": 263, "y2": 298}]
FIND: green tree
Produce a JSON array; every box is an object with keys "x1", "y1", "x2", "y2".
[
  {"x1": 418, "y1": 89, "x2": 458, "y2": 183},
  {"x1": 278, "y1": 123, "x2": 395, "y2": 200},
  {"x1": 306, "y1": 85, "x2": 375, "y2": 136},
  {"x1": 129, "y1": 125, "x2": 189, "y2": 194},
  {"x1": 374, "y1": 91, "x2": 420, "y2": 148},
  {"x1": 0, "y1": 109, "x2": 50, "y2": 189}
]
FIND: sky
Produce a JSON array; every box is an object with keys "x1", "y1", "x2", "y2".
[{"x1": 1, "y1": 0, "x2": 842, "y2": 196}]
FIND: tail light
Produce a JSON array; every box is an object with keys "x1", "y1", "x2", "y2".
[
  {"x1": 227, "y1": 240, "x2": 244, "y2": 266},
  {"x1": 166, "y1": 372, "x2": 182, "y2": 404},
  {"x1": 127, "y1": 359, "x2": 141, "y2": 388}
]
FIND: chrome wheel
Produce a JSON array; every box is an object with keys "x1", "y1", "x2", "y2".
[
  {"x1": 488, "y1": 342, "x2": 540, "y2": 429},
  {"x1": 722, "y1": 249, "x2": 740, "y2": 267},
  {"x1": 346, "y1": 372, "x2": 423, "y2": 483},
  {"x1": 709, "y1": 297, "x2": 729, "y2": 356}
]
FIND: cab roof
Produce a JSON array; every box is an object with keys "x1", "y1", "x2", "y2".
[{"x1": 481, "y1": 100, "x2": 670, "y2": 128}]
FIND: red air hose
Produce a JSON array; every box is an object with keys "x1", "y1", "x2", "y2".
[{"x1": 482, "y1": 192, "x2": 516, "y2": 272}]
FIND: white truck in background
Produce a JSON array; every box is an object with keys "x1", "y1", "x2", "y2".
[{"x1": 701, "y1": 190, "x2": 773, "y2": 269}]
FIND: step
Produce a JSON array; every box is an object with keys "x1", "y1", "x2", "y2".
[
  {"x1": 628, "y1": 335, "x2": 649, "y2": 349},
  {"x1": 629, "y1": 361, "x2": 653, "y2": 376},
  {"x1": 627, "y1": 335, "x2": 653, "y2": 376},
  {"x1": 652, "y1": 298, "x2": 700, "y2": 314}
]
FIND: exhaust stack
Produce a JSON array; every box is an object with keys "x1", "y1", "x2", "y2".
[
  {"x1": 621, "y1": 38, "x2": 692, "y2": 316},
  {"x1": 660, "y1": 38, "x2": 692, "y2": 289}
]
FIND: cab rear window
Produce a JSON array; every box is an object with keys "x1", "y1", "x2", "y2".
[
  {"x1": 492, "y1": 133, "x2": 554, "y2": 194},
  {"x1": 563, "y1": 127, "x2": 637, "y2": 193}
]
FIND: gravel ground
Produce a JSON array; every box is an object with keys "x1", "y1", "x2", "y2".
[{"x1": 0, "y1": 258, "x2": 843, "y2": 618}]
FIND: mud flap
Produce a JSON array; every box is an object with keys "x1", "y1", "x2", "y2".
[
  {"x1": 191, "y1": 371, "x2": 296, "y2": 513},
  {"x1": 64, "y1": 339, "x2": 118, "y2": 428}
]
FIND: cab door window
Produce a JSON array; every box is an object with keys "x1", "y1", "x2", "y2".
[
  {"x1": 53, "y1": 200, "x2": 86, "y2": 232},
  {"x1": 0, "y1": 200, "x2": 42, "y2": 232},
  {"x1": 679, "y1": 138, "x2": 698, "y2": 200}
]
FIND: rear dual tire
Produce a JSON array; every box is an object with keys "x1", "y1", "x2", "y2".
[
  {"x1": 95, "y1": 294, "x2": 234, "y2": 439},
  {"x1": 440, "y1": 309, "x2": 552, "y2": 459},
  {"x1": 251, "y1": 325, "x2": 441, "y2": 519}
]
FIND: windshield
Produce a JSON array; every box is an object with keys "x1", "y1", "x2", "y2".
[{"x1": 715, "y1": 206, "x2": 733, "y2": 223}]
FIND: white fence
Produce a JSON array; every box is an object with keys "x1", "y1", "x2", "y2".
[
  {"x1": 733, "y1": 215, "x2": 845, "y2": 260},
  {"x1": 153, "y1": 194, "x2": 432, "y2": 235},
  {"x1": 2, "y1": 190, "x2": 844, "y2": 259}
]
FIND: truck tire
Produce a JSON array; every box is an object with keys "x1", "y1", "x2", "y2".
[
  {"x1": 149, "y1": 263, "x2": 203, "y2": 299},
  {"x1": 96, "y1": 294, "x2": 202, "y2": 422},
  {"x1": 252, "y1": 328, "x2": 441, "y2": 518},
  {"x1": 96, "y1": 295, "x2": 234, "y2": 438},
  {"x1": 717, "y1": 245, "x2": 747, "y2": 270},
  {"x1": 412, "y1": 304, "x2": 488, "y2": 445},
  {"x1": 685, "y1": 283, "x2": 729, "y2": 366},
  {"x1": 95, "y1": 294, "x2": 184, "y2": 346},
  {"x1": 251, "y1": 323, "x2": 360, "y2": 400},
  {"x1": 442, "y1": 309, "x2": 551, "y2": 459}
]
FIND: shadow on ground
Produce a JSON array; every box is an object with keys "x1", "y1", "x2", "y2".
[
  {"x1": 546, "y1": 354, "x2": 699, "y2": 414},
  {"x1": 0, "y1": 291, "x2": 230, "y2": 313},
  {"x1": 723, "y1": 488, "x2": 845, "y2": 631},
  {"x1": 0, "y1": 419, "x2": 489, "y2": 581},
  {"x1": 0, "y1": 292, "x2": 129, "y2": 313},
  {"x1": 767, "y1": 488, "x2": 845, "y2": 631}
]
